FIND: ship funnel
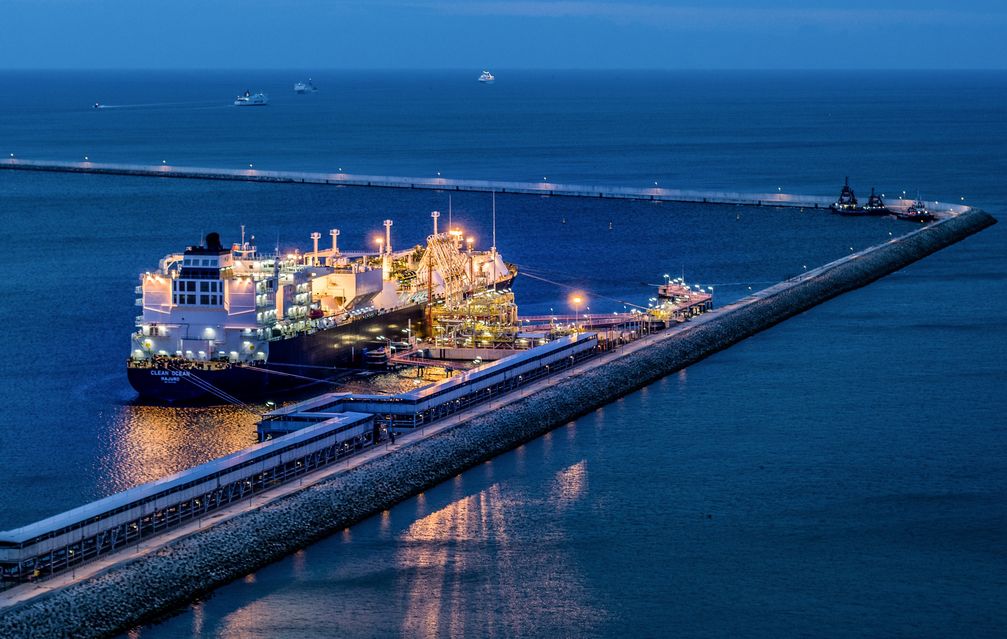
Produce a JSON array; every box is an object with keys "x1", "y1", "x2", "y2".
[
  {"x1": 205, "y1": 232, "x2": 224, "y2": 251},
  {"x1": 383, "y1": 219, "x2": 393, "y2": 254}
]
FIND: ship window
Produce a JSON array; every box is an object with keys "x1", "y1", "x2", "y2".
[
  {"x1": 186, "y1": 294, "x2": 196, "y2": 305},
  {"x1": 200, "y1": 295, "x2": 210, "y2": 305},
  {"x1": 186, "y1": 281, "x2": 196, "y2": 292},
  {"x1": 200, "y1": 282, "x2": 210, "y2": 292}
]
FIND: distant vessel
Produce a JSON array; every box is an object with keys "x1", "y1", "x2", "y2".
[
  {"x1": 294, "y1": 79, "x2": 318, "y2": 94},
  {"x1": 830, "y1": 177, "x2": 865, "y2": 215},
  {"x1": 862, "y1": 187, "x2": 890, "y2": 216},
  {"x1": 478, "y1": 70, "x2": 495, "y2": 83},
  {"x1": 896, "y1": 199, "x2": 934, "y2": 223},
  {"x1": 93, "y1": 102, "x2": 104, "y2": 110},
  {"x1": 234, "y1": 90, "x2": 268, "y2": 106}
]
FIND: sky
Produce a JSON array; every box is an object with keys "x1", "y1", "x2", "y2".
[{"x1": 0, "y1": 0, "x2": 1005, "y2": 70}]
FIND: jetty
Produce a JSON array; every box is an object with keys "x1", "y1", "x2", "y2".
[
  {"x1": 0, "y1": 164, "x2": 993, "y2": 638},
  {"x1": 0, "y1": 158, "x2": 965, "y2": 213}
]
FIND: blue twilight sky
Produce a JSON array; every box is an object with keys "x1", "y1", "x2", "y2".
[{"x1": 0, "y1": 0, "x2": 1004, "y2": 69}]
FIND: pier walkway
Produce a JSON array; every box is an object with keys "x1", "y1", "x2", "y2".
[{"x1": 0, "y1": 158, "x2": 966, "y2": 213}]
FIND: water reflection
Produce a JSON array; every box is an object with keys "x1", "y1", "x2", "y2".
[
  {"x1": 191, "y1": 601, "x2": 204, "y2": 637},
  {"x1": 548, "y1": 459, "x2": 587, "y2": 508},
  {"x1": 395, "y1": 461, "x2": 604, "y2": 638},
  {"x1": 96, "y1": 404, "x2": 260, "y2": 495}
]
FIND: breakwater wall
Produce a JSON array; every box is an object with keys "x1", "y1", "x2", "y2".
[
  {"x1": 0, "y1": 158, "x2": 967, "y2": 213},
  {"x1": 0, "y1": 209, "x2": 995, "y2": 639}
]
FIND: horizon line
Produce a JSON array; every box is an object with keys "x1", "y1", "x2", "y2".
[{"x1": 0, "y1": 67, "x2": 1005, "y2": 72}]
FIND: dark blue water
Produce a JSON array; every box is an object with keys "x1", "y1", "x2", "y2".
[{"x1": 0, "y1": 71, "x2": 1004, "y2": 637}]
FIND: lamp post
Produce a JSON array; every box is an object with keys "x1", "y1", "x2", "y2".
[{"x1": 570, "y1": 294, "x2": 584, "y2": 333}]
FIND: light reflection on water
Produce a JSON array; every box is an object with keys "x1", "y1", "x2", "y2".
[
  {"x1": 95, "y1": 404, "x2": 261, "y2": 494},
  {"x1": 394, "y1": 461, "x2": 604, "y2": 639}
]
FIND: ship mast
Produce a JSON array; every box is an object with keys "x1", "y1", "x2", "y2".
[{"x1": 426, "y1": 242, "x2": 434, "y2": 339}]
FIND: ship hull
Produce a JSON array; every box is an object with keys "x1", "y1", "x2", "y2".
[{"x1": 127, "y1": 304, "x2": 426, "y2": 404}]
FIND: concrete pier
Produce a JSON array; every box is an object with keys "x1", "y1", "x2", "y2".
[
  {"x1": 0, "y1": 158, "x2": 967, "y2": 213},
  {"x1": 0, "y1": 205, "x2": 994, "y2": 638}
]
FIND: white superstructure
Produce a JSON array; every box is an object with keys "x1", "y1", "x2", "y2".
[
  {"x1": 131, "y1": 221, "x2": 514, "y2": 368},
  {"x1": 234, "y1": 90, "x2": 269, "y2": 106}
]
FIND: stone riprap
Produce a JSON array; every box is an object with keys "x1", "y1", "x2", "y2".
[{"x1": 0, "y1": 208, "x2": 995, "y2": 639}]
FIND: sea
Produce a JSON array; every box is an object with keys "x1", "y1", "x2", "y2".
[{"x1": 0, "y1": 70, "x2": 1003, "y2": 638}]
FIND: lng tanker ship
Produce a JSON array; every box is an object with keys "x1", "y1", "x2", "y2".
[{"x1": 127, "y1": 219, "x2": 514, "y2": 403}]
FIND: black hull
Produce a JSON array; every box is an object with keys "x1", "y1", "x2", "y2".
[
  {"x1": 127, "y1": 304, "x2": 426, "y2": 404},
  {"x1": 895, "y1": 214, "x2": 935, "y2": 223}
]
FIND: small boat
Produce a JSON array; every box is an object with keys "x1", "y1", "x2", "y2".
[
  {"x1": 93, "y1": 102, "x2": 104, "y2": 110},
  {"x1": 478, "y1": 70, "x2": 495, "y2": 83},
  {"x1": 862, "y1": 187, "x2": 890, "y2": 216},
  {"x1": 294, "y1": 79, "x2": 318, "y2": 94},
  {"x1": 896, "y1": 199, "x2": 934, "y2": 223},
  {"x1": 234, "y1": 90, "x2": 269, "y2": 106},
  {"x1": 829, "y1": 176, "x2": 866, "y2": 215}
]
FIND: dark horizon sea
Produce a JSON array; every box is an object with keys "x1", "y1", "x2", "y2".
[{"x1": 0, "y1": 70, "x2": 1004, "y2": 638}]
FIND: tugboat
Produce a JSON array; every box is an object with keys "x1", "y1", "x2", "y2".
[
  {"x1": 478, "y1": 70, "x2": 495, "y2": 83},
  {"x1": 863, "y1": 187, "x2": 890, "y2": 216},
  {"x1": 234, "y1": 90, "x2": 269, "y2": 106},
  {"x1": 896, "y1": 199, "x2": 934, "y2": 223},
  {"x1": 830, "y1": 177, "x2": 866, "y2": 215},
  {"x1": 294, "y1": 79, "x2": 318, "y2": 94}
]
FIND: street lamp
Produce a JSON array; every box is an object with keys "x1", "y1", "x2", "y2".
[{"x1": 569, "y1": 293, "x2": 585, "y2": 332}]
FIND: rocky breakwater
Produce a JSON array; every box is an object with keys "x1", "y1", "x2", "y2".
[{"x1": 0, "y1": 208, "x2": 995, "y2": 639}]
